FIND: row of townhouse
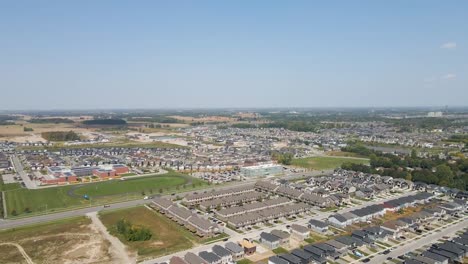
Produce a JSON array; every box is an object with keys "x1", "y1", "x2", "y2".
[
  {"x1": 183, "y1": 185, "x2": 255, "y2": 206},
  {"x1": 308, "y1": 170, "x2": 414, "y2": 194},
  {"x1": 327, "y1": 192, "x2": 434, "y2": 228},
  {"x1": 382, "y1": 207, "x2": 446, "y2": 239},
  {"x1": 410, "y1": 229, "x2": 468, "y2": 264},
  {"x1": 199, "y1": 191, "x2": 265, "y2": 211},
  {"x1": 269, "y1": 225, "x2": 394, "y2": 264},
  {"x1": 151, "y1": 198, "x2": 219, "y2": 237},
  {"x1": 255, "y1": 181, "x2": 338, "y2": 208},
  {"x1": 216, "y1": 197, "x2": 292, "y2": 218},
  {"x1": 227, "y1": 203, "x2": 310, "y2": 228}
]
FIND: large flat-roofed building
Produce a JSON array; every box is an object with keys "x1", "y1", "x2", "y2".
[
  {"x1": 71, "y1": 166, "x2": 99, "y2": 177},
  {"x1": 240, "y1": 164, "x2": 283, "y2": 177}
]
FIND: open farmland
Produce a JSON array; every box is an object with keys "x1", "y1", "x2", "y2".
[
  {"x1": 99, "y1": 206, "x2": 197, "y2": 261},
  {"x1": 5, "y1": 172, "x2": 207, "y2": 218},
  {"x1": 291, "y1": 156, "x2": 369, "y2": 170},
  {"x1": 0, "y1": 217, "x2": 114, "y2": 264}
]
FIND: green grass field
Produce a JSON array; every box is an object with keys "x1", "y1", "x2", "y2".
[
  {"x1": 100, "y1": 206, "x2": 197, "y2": 260},
  {"x1": 4, "y1": 171, "x2": 207, "y2": 218},
  {"x1": 291, "y1": 156, "x2": 369, "y2": 170}
]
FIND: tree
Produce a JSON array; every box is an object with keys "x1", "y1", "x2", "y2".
[
  {"x1": 158, "y1": 188, "x2": 163, "y2": 194},
  {"x1": 405, "y1": 172, "x2": 412, "y2": 181},
  {"x1": 411, "y1": 149, "x2": 418, "y2": 158}
]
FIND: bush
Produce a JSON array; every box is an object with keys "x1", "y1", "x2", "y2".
[{"x1": 115, "y1": 219, "x2": 152, "y2": 241}]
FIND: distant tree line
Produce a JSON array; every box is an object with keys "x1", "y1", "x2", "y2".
[
  {"x1": 341, "y1": 145, "x2": 468, "y2": 190},
  {"x1": 29, "y1": 118, "x2": 74, "y2": 124},
  {"x1": 128, "y1": 116, "x2": 182, "y2": 123},
  {"x1": 116, "y1": 219, "x2": 152, "y2": 241},
  {"x1": 82, "y1": 119, "x2": 127, "y2": 125},
  {"x1": 41, "y1": 131, "x2": 80, "y2": 141}
]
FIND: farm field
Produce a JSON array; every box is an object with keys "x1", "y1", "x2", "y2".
[
  {"x1": 4, "y1": 172, "x2": 207, "y2": 218},
  {"x1": 0, "y1": 216, "x2": 115, "y2": 264},
  {"x1": 99, "y1": 206, "x2": 197, "y2": 260},
  {"x1": 291, "y1": 156, "x2": 369, "y2": 170}
]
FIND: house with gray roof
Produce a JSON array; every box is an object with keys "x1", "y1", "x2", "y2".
[
  {"x1": 224, "y1": 242, "x2": 244, "y2": 260},
  {"x1": 268, "y1": 256, "x2": 288, "y2": 264},
  {"x1": 212, "y1": 245, "x2": 232, "y2": 264},
  {"x1": 260, "y1": 232, "x2": 281, "y2": 249},
  {"x1": 290, "y1": 224, "x2": 310, "y2": 240},
  {"x1": 198, "y1": 251, "x2": 222, "y2": 264},
  {"x1": 271, "y1": 229, "x2": 290, "y2": 245},
  {"x1": 278, "y1": 253, "x2": 302, "y2": 264},
  {"x1": 308, "y1": 219, "x2": 328, "y2": 233},
  {"x1": 184, "y1": 252, "x2": 207, "y2": 264}
]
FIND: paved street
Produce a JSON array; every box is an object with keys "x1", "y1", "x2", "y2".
[{"x1": 11, "y1": 155, "x2": 37, "y2": 189}]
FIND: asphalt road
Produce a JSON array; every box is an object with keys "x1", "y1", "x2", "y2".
[{"x1": 11, "y1": 155, "x2": 36, "y2": 189}]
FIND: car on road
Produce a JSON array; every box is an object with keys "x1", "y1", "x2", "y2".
[
  {"x1": 103, "y1": 205, "x2": 111, "y2": 208},
  {"x1": 386, "y1": 257, "x2": 393, "y2": 260},
  {"x1": 383, "y1": 249, "x2": 391, "y2": 255},
  {"x1": 362, "y1": 258, "x2": 370, "y2": 263}
]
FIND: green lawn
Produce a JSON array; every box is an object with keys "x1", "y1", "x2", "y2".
[
  {"x1": 237, "y1": 259, "x2": 253, "y2": 264},
  {"x1": 291, "y1": 156, "x2": 369, "y2": 170},
  {"x1": 4, "y1": 172, "x2": 206, "y2": 218},
  {"x1": 0, "y1": 182, "x2": 21, "y2": 191},
  {"x1": 272, "y1": 247, "x2": 289, "y2": 254},
  {"x1": 120, "y1": 172, "x2": 137, "y2": 177},
  {"x1": 100, "y1": 206, "x2": 197, "y2": 260}
]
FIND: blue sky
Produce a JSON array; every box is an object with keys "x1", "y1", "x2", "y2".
[{"x1": 0, "y1": 1, "x2": 467, "y2": 109}]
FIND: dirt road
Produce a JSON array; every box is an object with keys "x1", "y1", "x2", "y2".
[
  {"x1": 0, "y1": 242, "x2": 34, "y2": 264},
  {"x1": 86, "y1": 212, "x2": 135, "y2": 264}
]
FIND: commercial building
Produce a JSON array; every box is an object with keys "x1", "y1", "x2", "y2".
[{"x1": 240, "y1": 164, "x2": 284, "y2": 177}]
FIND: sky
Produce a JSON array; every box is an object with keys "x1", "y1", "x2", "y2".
[{"x1": 0, "y1": 1, "x2": 467, "y2": 110}]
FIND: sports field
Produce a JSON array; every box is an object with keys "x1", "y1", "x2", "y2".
[
  {"x1": 100, "y1": 206, "x2": 197, "y2": 260},
  {"x1": 4, "y1": 172, "x2": 207, "y2": 218},
  {"x1": 291, "y1": 156, "x2": 369, "y2": 170}
]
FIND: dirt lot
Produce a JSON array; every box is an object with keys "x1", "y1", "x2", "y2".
[
  {"x1": 0, "y1": 122, "x2": 93, "y2": 142},
  {"x1": 0, "y1": 217, "x2": 116, "y2": 264}
]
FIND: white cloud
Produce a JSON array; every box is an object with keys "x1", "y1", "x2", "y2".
[
  {"x1": 440, "y1": 42, "x2": 457, "y2": 49},
  {"x1": 441, "y1": 73, "x2": 456, "y2": 80}
]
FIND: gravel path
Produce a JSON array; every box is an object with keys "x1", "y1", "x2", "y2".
[
  {"x1": 86, "y1": 212, "x2": 135, "y2": 264},
  {"x1": 0, "y1": 242, "x2": 34, "y2": 264}
]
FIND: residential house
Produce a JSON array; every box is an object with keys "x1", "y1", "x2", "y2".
[
  {"x1": 238, "y1": 239, "x2": 256, "y2": 255},
  {"x1": 308, "y1": 219, "x2": 328, "y2": 233},
  {"x1": 260, "y1": 232, "x2": 281, "y2": 249},
  {"x1": 212, "y1": 245, "x2": 233, "y2": 264},
  {"x1": 184, "y1": 252, "x2": 207, "y2": 264},
  {"x1": 225, "y1": 242, "x2": 244, "y2": 260},
  {"x1": 199, "y1": 251, "x2": 222, "y2": 264},
  {"x1": 268, "y1": 256, "x2": 289, "y2": 264},
  {"x1": 290, "y1": 224, "x2": 310, "y2": 241}
]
